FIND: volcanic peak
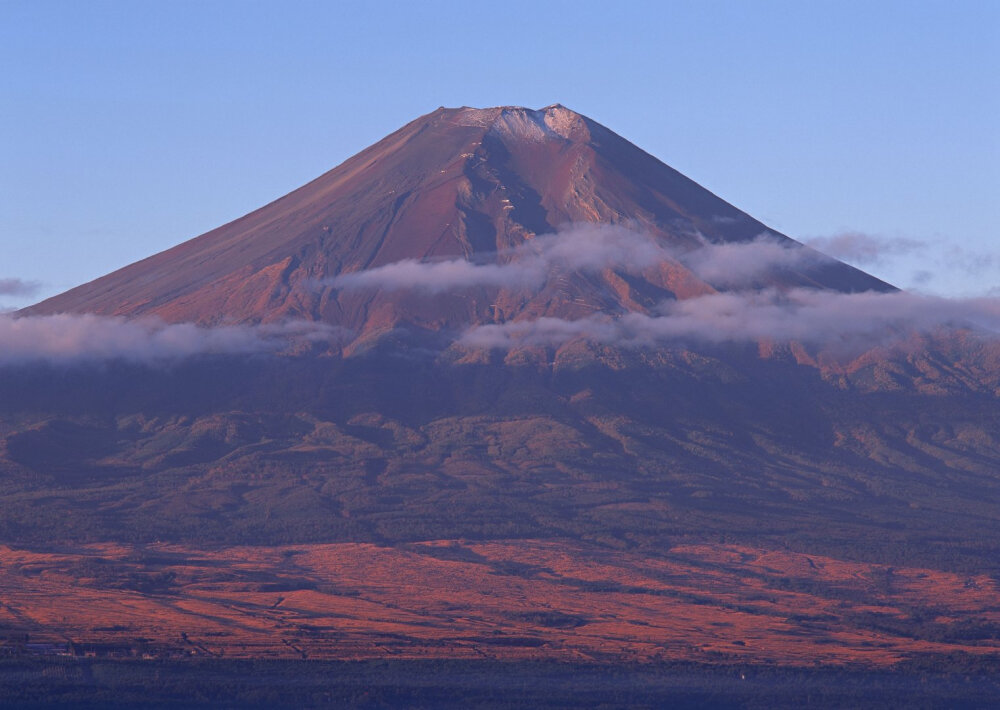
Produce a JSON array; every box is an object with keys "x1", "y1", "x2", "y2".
[
  {"x1": 24, "y1": 103, "x2": 894, "y2": 330},
  {"x1": 443, "y1": 104, "x2": 592, "y2": 142}
]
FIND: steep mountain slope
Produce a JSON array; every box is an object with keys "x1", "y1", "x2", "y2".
[{"x1": 26, "y1": 105, "x2": 891, "y2": 344}]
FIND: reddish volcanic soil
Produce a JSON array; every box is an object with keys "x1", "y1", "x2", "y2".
[{"x1": 2, "y1": 540, "x2": 997, "y2": 666}]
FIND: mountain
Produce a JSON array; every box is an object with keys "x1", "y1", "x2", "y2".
[
  {"x1": 26, "y1": 105, "x2": 891, "y2": 346},
  {"x1": 3, "y1": 106, "x2": 999, "y2": 668}
]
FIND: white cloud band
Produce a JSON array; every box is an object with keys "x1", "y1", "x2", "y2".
[
  {"x1": 460, "y1": 289, "x2": 1000, "y2": 350},
  {"x1": 328, "y1": 225, "x2": 828, "y2": 293},
  {"x1": 0, "y1": 314, "x2": 348, "y2": 365}
]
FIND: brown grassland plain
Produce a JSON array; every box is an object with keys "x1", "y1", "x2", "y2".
[{"x1": 1, "y1": 539, "x2": 997, "y2": 665}]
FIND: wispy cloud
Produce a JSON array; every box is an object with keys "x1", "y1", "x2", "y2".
[
  {"x1": 0, "y1": 315, "x2": 348, "y2": 366},
  {"x1": 681, "y1": 235, "x2": 824, "y2": 286},
  {"x1": 329, "y1": 225, "x2": 828, "y2": 293},
  {"x1": 329, "y1": 224, "x2": 669, "y2": 293},
  {"x1": 804, "y1": 232, "x2": 925, "y2": 265},
  {"x1": 0, "y1": 278, "x2": 41, "y2": 298},
  {"x1": 460, "y1": 289, "x2": 1000, "y2": 350},
  {"x1": 331, "y1": 257, "x2": 543, "y2": 293},
  {"x1": 805, "y1": 231, "x2": 1000, "y2": 296},
  {"x1": 942, "y1": 245, "x2": 998, "y2": 277}
]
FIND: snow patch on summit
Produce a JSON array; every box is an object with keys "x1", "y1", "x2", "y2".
[
  {"x1": 490, "y1": 109, "x2": 553, "y2": 143},
  {"x1": 452, "y1": 105, "x2": 583, "y2": 142},
  {"x1": 453, "y1": 107, "x2": 504, "y2": 128},
  {"x1": 542, "y1": 105, "x2": 584, "y2": 139}
]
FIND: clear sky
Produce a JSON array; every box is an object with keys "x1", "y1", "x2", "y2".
[{"x1": 1, "y1": 0, "x2": 997, "y2": 309}]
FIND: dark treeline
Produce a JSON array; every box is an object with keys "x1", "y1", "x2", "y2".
[{"x1": 1, "y1": 657, "x2": 999, "y2": 709}]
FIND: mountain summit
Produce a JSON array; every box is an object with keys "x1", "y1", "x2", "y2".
[{"x1": 28, "y1": 105, "x2": 891, "y2": 342}]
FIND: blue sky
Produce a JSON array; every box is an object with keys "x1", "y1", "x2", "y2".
[{"x1": 1, "y1": 0, "x2": 997, "y2": 308}]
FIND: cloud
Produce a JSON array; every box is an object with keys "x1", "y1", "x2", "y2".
[
  {"x1": 329, "y1": 224, "x2": 670, "y2": 293},
  {"x1": 0, "y1": 314, "x2": 349, "y2": 366},
  {"x1": 681, "y1": 235, "x2": 824, "y2": 286},
  {"x1": 805, "y1": 232, "x2": 1000, "y2": 296},
  {"x1": 804, "y1": 232, "x2": 925, "y2": 265},
  {"x1": 460, "y1": 289, "x2": 1000, "y2": 350},
  {"x1": 331, "y1": 257, "x2": 544, "y2": 293},
  {"x1": 942, "y1": 245, "x2": 998, "y2": 277},
  {"x1": 0, "y1": 278, "x2": 41, "y2": 297},
  {"x1": 329, "y1": 225, "x2": 825, "y2": 293}
]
